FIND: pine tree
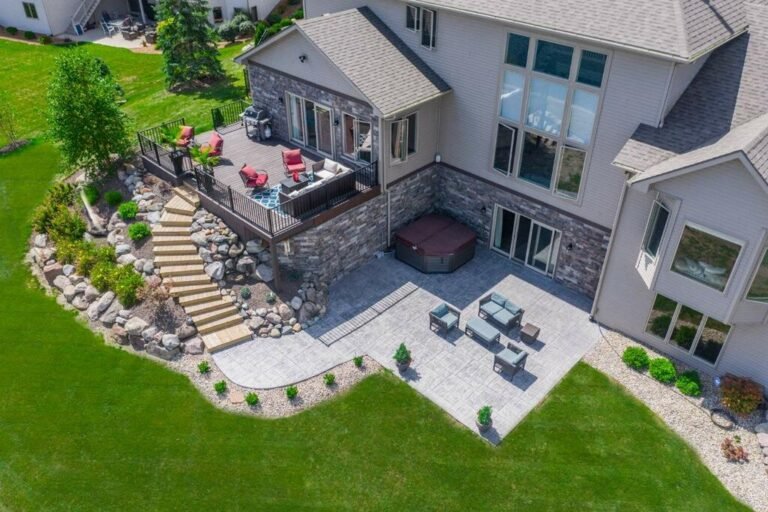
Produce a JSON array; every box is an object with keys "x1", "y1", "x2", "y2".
[{"x1": 156, "y1": 0, "x2": 224, "y2": 89}]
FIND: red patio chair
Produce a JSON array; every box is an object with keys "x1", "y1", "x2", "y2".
[
  {"x1": 281, "y1": 148, "x2": 306, "y2": 176},
  {"x1": 176, "y1": 125, "x2": 195, "y2": 148},
  {"x1": 239, "y1": 164, "x2": 269, "y2": 190},
  {"x1": 201, "y1": 131, "x2": 224, "y2": 157}
]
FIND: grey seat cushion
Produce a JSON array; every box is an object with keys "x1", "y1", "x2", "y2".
[
  {"x1": 467, "y1": 317, "x2": 499, "y2": 341},
  {"x1": 480, "y1": 301, "x2": 503, "y2": 317},
  {"x1": 431, "y1": 303, "x2": 448, "y2": 317},
  {"x1": 497, "y1": 348, "x2": 526, "y2": 366},
  {"x1": 442, "y1": 312, "x2": 459, "y2": 329},
  {"x1": 491, "y1": 292, "x2": 507, "y2": 306},
  {"x1": 494, "y1": 308, "x2": 516, "y2": 325},
  {"x1": 503, "y1": 301, "x2": 522, "y2": 315}
]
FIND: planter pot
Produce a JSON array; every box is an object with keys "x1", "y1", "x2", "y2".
[
  {"x1": 476, "y1": 419, "x2": 492, "y2": 434},
  {"x1": 170, "y1": 150, "x2": 186, "y2": 176},
  {"x1": 396, "y1": 360, "x2": 411, "y2": 373}
]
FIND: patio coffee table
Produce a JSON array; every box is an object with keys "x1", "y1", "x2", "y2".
[
  {"x1": 465, "y1": 316, "x2": 500, "y2": 347},
  {"x1": 520, "y1": 323, "x2": 540, "y2": 344},
  {"x1": 280, "y1": 174, "x2": 309, "y2": 193}
]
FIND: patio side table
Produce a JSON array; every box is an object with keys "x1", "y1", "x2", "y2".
[{"x1": 520, "y1": 323, "x2": 540, "y2": 344}]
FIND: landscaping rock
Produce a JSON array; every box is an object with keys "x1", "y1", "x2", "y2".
[
  {"x1": 281, "y1": 325, "x2": 292, "y2": 336},
  {"x1": 278, "y1": 304, "x2": 293, "y2": 322},
  {"x1": 142, "y1": 260, "x2": 155, "y2": 274},
  {"x1": 141, "y1": 326, "x2": 159, "y2": 342},
  {"x1": 755, "y1": 423, "x2": 768, "y2": 435},
  {"x1": 124, "y1": 317, "x2": 149, "y2": 336},
  {"x1": 269, "y1": 328, "x2": 281, "y2": 338},
  {"x1": 266, "y1": 312, "x2": 282, "y2": 325},
  {"x1": 95, "y1": 291, "x2": 115, "y2": 314},
  {"x1": 146, "y1": 341, "x2": 178, "y2": 361},
  {"x1": 248, "y1": 317, "x2": 265, "y2": 331},
  {"x1": 255, "y1": 308, "x2": 267, "y2": 317},
  {"x1": 111, "y1": 325, "x2": 128, "y2": 345},
  {"x1": 63, "y1": 285, "x2": 77, "y2": 302},
  {"x1": 34, "y1": 233, "x2": 48, "y2": 248},
  {"x1": 84, "y1": 285, "x2": 100, "y2": 302},
  {"x1": 199, "y1": 248, "x2": 213, "y2": 263},
  {"x1": 183, "y1": 337, "x2": 204, "y2": 355},
  {"x1": 71, "y1": 295, "x2": 89, "y2": 310},
  {"x1": 217, "y1": 243, "x2": 230, "y2": 255},
  {"x1": 99, "y1": 300, "x2": 122, "y2": 326},
  {"x1": 229, "y1": 390, "x2": 245, "y2": 404},
  {"x1": 191, "y1": 232, "x2": 208, "y2": 247},
  {"x1": 205, "y1": 261, "x2": 225, "y2": 281},
  {"x1": 43, "y1": 263, "x2": 63, "y2": 282},
  {"x1": 129, "y1": 335, "x2": 146, "y2": 351},
  {"x1": 255, "y1": 264, "x2": 273, "y2": 282},
  {"x1": 757, "y1": 433, "x2": 768, "y2": 446},
  {"x1": 146, "y1": 211, "x2": 162, "y2": 224},
  {"x1": 290, "y1": 296, "x2": 303, "y2": 311},
  {"x1": 176, "y1": 324, "x2": 197, "y2": 340},
  {"x1": 161, "y1": 334, "x2": 180, "y2": 350},
  {"x1": 246, "y1": 239, "x2": 265, "y2": 254},
  {"x1": 115, "y1": 243, "x2": 131, "y2": 256},
  {"x1": 62, "y1": 264, "x2": 75, "y2": 276},
  {"x1": 117, "y1": 254, "x2": 137, "y2": 266},
  {"x1": 292, "y1": 323, "x2": 302, "y2": 333},
  {"x1": 52, "y1": 275, "x2": 71, "y2": 292}
]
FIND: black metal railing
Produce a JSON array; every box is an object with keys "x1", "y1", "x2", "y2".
[
  {"x1": 137, "y1": 118, "x2": 194, "y2": 177},
  {"x1": 211, "y1": 100, "x2": 250, "y2": 130},
  {"x1": 192, "y1": 160, "x2": 379, "y2": 238},
  {"x1": 137, "y1": 117, "x2": 186, "y2": 145}
]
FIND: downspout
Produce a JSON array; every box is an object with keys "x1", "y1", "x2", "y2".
[{"x1": 590, "y1": 173, "x2": 631, "y2": 319}]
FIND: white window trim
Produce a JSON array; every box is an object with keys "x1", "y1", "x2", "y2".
[
  {"x1": 492, "y1": 122, "x2": 518, "y2": 176},
  {"x1": 553, "y1": 145, "x2": 587, "y2": 200},
  {"x1": 643, "y1": 295, "x2": 731, "y2": 367},
  {"x1": 744, "y1": 245, "x2": 768, "y2": 304},
  {"x1": 406, "y1": 4, "x2": 421, "y2": 32},
  {"x1": 23, "y1": 1, "x2": 38, "y2": 19},
  {"x1": 420, "y1": 8, "x2": 436, "y2": 50},
  {"x1": 285, "y1": 92, "x2": 335, "y2": 158},
  {"x1": 489, "y1": 204, "x2": 561, "y2": 277},
  {"x1": 491, "y1": 32, "x2": 611, "y2": 204},
  {"x1": 640, "y1": 200, "x2": 670, "y2": 261},
  {"x1": 389, "y1": 112, "x2": 418, "y2": 165},
  {"x1": 341, "y1": 112, "x2": 372, "y2": 164}
]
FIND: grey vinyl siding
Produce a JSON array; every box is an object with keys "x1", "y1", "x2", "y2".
[
  {"x1": 0, "y1": 0, "x2": 52, "y2": 34},
  {"x1": 662, "y1": 55, "x2": 709, "y2": 118},
  {"x1": 247, "y1": 30, "x2": 367, "y2": 101},
  {"x1": 382, "y1": 97, "x2": 440, "y2": 184},
  {"x1": 595, "y1": 160, "x2": 768, "y2": 386},
  {"x1": 305, "y1": 0, "x2": 674, "y2": 229},
  {"x1": 41, "y1": 0, "x2": 83, "y2": 35}
]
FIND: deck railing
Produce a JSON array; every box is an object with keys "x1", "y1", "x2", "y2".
[
  {"x1": 192, "y1": 160, "x2": 379, "y2": 238},
  {"x1": 211, "y1": 100, "x2": 250, "y2": 130},
  {"x1": 137, "y1": 118, "x2": 193, "y2": 177}
]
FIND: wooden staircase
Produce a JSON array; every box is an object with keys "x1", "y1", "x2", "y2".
[{"x1": 153, "y1": 187, "x2": 253, "y2": 352}]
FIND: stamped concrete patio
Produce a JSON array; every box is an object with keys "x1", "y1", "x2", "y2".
[{"x1": 213, "y1": 247, "x2": 599, "y2": 442}]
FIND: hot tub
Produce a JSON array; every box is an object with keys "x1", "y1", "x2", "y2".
[{"x1": 395, "y1": 214, "x2": 476, "y2": 273}]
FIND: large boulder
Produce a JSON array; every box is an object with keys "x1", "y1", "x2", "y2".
[
  {"x1": 278, "y1": 303, "x2": 293, "y2": 322},
  {"x1": 43, "y1": 263, "x2": 63, "y2": 282},
  {"x1": 245, "y1": 239, "x2": 265, "y2": 254},
  {"x1": 52, "y1": 275, "x2": 71, "y2": 292},
  {"x1": 183, "y1": 337, "x2": 204, "y2": 355},
  {"x1": 62, "y1": 264, "x2": 76, "y2": 276},
  {"x1": 111, "y1": 325, "x2": 129, "y2": 345},
  {"x1": 204, "y1": 261, "x2": 225, "y2": 281},
  {"x1": 99, "y1": 300, "x2": 123, "y2": 326},
  {"x1": 71, "y1": 295, "x2": 89, "y2": 310},
  {"x1": 176, "y1": 324, "x2": 197, "y2": 340},
  {"x1": 228, "y1": 243, "x2": 244, "y2": 258},
  {"x1": 191, "y1": 232, "x2": 208, "y2": 247},
  {"x1": 161, "y1": 334, "x2": 180, "y2": 350},
  {"x1": 255, "y1": 264, "x2": 273, "y2": 283},
  {"x1": 146, "y1": 341, "x2": 179, "y2": 361},
  {"x1": 290, "y1": 296, "x2": 303, "y2": 311},
  {"x1": 235, "y1": 256, "x2": 256, "y2": 275},
  {"x1": 33, "y1": 233, "x2": 48, "y2": 248},
  {"x1": 124, "y1": 316, "x2": 149, "y2": 336},
  {"x1": 248, "y1": 317, "x2": 265, "y2": 331},
  {"x1": 84, "y1": 285, "x2": 100, "y2": 302},
  {"x1": 63, "y1": 285, "x2": 77, "y2": 302},
  {"x1": 265, "y1": 312, "x2": 282, "y2": 325},
  {"x1": 115, "y1": 243, "x2": 131, "y2": 256},
  {"x1": 94, "y1": 291, "x2": 115, "y2": 314},
  {"x1": 117, "y1": 254, "x2": 136, "y2": 266}
]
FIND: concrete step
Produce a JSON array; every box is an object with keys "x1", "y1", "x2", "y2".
[
  {"x1": 178, "y1": 290, "x2": 222, "y2": 306},
  {"x1": 159, "y1": 212, "x2": 193, "y2": 227},
  {"x1": 153, "y1": 235, "x2": 193, "y2": 246},
  {"x1": 191, "y1": 306, "x2": 240, "y2": 326},
  {"x1": 165, "y1": 195, "x2": 196, "y2": 216},
  {"x1": 173, "y1": 186, "x2": 200, "y2": 207},
  {"x1": 169, "y1": 283, "x2": 219, "y2": 297},
  {"x1": 153, "y1": 244, "x2": 198, "y2": 256},
  {"x1": 154, "y1": 254, "x2": 203, "y2": 267},
  {"x1": 203, "y1": 324, "x2": 253, "y2": 353},
  {"x1": 185, "y1": 297, "x2": 234, "y2": 316},
  {"x1": 159, "y1": 264, "x2": 204, "y2": 277},
  {"x1": 197, "y1": 314, "x2": 244, "y2": 335},
  {"x1": 152, "y1": 226, "x2": 190, "y2": 236},
  {"x1": 166, "y1": 273, "x2": 211, "y2": 287}
]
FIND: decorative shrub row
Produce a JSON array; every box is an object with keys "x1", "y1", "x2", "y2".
[{"x1": 621, "y1": 346, "x2": 700, "y2": 395}]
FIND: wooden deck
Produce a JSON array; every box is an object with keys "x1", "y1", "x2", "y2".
[{"x1": 197, "y1": 125, "x2": 321, "y2": 196}]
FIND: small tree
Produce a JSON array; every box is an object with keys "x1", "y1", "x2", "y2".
[
  {"x1": 155, "y1": 0, "x2": 224, "y2": 89},
  {"x1": 190, "y1": 145, "x2": 220, "y2": 171},
  {"x1": 0, "y1": 91, "x2": 21, "y2": 151},
  {"x1": 46, "y1": 50, "x2": 131, "y2": 180}
]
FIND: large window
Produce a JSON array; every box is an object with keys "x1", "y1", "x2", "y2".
[
  {"x1": 342, "y1": 113, "x2": 372, "y2": 163},
  {"x1": 23, "y1": 1, "x2": 38, "y2": 19},
  {"x1": 645, "y1": 294, "x2": 730, "y2": 365},
  {"x1": 746, "y1": 249, "x2": 768, "y2": 302},
  {"x1": 421, "y1": 9, "x2": 436, "y2": 49},
  {"x1": 491, "y1": 205, "x2": 561, "y2": 276},
  {"x1": 406, "y1": 4, "x2": 420, "y2": 31},
  {"x1": 641, "y1": 201, "x2": 670, "y2": 258},
  {"x1": 390, "y1": 113, "x2": 417, "y2": 164},
  {"x1": 671, "y1": 224, "x2": 742, "y2": 292},
  {"x1": 287, "y1": 93, "x2": 333, "y2": 156},
  {"x1": 493, "y1": 33, "x2": 607, "y2": 200},
  {"x1": 212, "y1": 6, "x2": 223, "y2": 22}
]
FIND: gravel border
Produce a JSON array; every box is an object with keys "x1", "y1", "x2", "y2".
[{"x1": 585, "y1": 327, "x2": 768, "y2": 512}]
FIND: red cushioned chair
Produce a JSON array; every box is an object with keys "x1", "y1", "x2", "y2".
[
  {"x1": 176, "y1": 125, "x2": 195, "y2": 148},
  {"x1": 239, "y1": 164, "x2": 269, "y2": 191},
  {"x1": 281, "y1": 148, "x2": 306, "y2": 176},
  {"x1": 200, "y1": 131, "x2": 224, "y2": 157}
]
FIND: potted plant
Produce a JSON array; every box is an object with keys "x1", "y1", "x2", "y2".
[
  {"x1": 393, "y1": 343, "x2": 412, "y2": 373},
  {"x1": 159, "y1": 125, "x2": 187, "y2": 176},
  {"x1": 476, "y1": 406, "x2": 492, "y2": 433},
  {"x1": 189, "y1": 145, "x2": 220, "y2": 192}
]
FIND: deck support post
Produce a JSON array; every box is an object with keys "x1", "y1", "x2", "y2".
[{"x1": 269, "y1": 241, "x2": 282, "y2": 292}]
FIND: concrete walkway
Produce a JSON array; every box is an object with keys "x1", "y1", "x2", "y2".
[{"x1": 213, "y1": 248, "x2": 599, "y2": 442}]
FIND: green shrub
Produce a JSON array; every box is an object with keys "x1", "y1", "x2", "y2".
[
  {"x1": 38, "y1": 35, "x2": 51, "y2": 44},
  {"x1": 83, "y1": 184, "x2": 100, "y2": 205},
  {"x1": 265, "y1": 291, "x2": 276, "y2": 304},
  {"x1": 245, "y1": 392, "x2": 259, "y2": 406},
  {"x1": 286, "y1": 385, "x2": 298, "y2": 400},
  {"x1": 118, "y1": 201, "x2": 138, "y2": 220},
  {"x1": 240, "y1": 287, "x2": 251, "y2": 300},
  {"x1": 676, "y1": 371, "x2": 701, "y2": 397},
  {"x1": 32, "y1": 183, "x2": 77, "y2": 234},
  {"x1": 110, "y1": 265, "x2": 144, "y2": 307},
  {"x1": 75, "y1": 243, "x2": 115, "y2": 276},
  {"x1": 323, "y1": 373, "x2": 335, "y2": 386},
  {"x1": 649, "y1": 357, "x2": 676, "y2": 383},
  {"x1": 253, "y1": 21, "x2": 267, "y2": 43},
  {"x1": 23, "y1": 31, "x2": 35, "y2": 40},
  {"x1": 477, "y1": 406, "x2": 492, "y2": 426},
  {"x1": 48, "y1": 206, "x2": 87, "y2": 243},
  {"x1": 266, "y1": 13, "x2": 282, "y2": 25},
  {"x1": 54, "y1": 239, "x2": 82, "y2": 264},
  {"x1": 198, "y1": 360, "x2": 211, "y2": 374},
  {"x1": 104, "y1": 190, "x2": 123, "y2": 207},
  {"x1": 353, "y1": 355, "x2": 364, "y2": 368},
  {"x1": 294, "y1": 8, "x2": 304, "y2": 19},
  {"x1": 5, "y1": 27, "x2": 18, "y2": 35},
  {"x1": 721, "y1": 375, "x2": 764, "y2": 416},
  {"x1": 622, "y1": 346, "x2": 650, "y2": 371},
  {"x1": 393, "y1": 343, "x2": 411, "y2": 365},
  {"x1": 90, "y1": 260, "x2": 114, "y2": 291},
  {"x1": 214, "y1": 380, "x2": 228, "y2": 394},
  {"x1": 128, "y1": 222, "x2": 151, "y2": 241},
  {"x1": 217, "y1": 20, "x2": 239, "y2": 42}
]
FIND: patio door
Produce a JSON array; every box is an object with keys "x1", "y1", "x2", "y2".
[
  {"x1": 287, "y1": 94, "x2": 334, "y2": 157},
  {"x1": 491, "y1": 205, "x2": 560, "y2": 277}
]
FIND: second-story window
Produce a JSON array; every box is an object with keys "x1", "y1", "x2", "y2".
[
  {"x1": 390, "y1": 113, "x2": 418, "y2": 164},
  {"x1": 641, "y1": 201, "x2": 670, "y2": 259},
  {"x1": 406, "y1": 5, "x2": 420, "y2": 31},
  {"x1": 342, "y1": 113, "x2": 372, "y2": 163},
  {"x1": 421, "y1": 8, "x2": 436, "y2": 49},
  {"x1": 493, "y1": 33, "x2": 608, "y2": 201},
  {"x1": 23, "y1": 2, "x2": 38, "y2": 19}
]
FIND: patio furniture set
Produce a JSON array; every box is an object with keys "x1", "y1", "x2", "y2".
[
  {"x1": 100, "y1": 12, "x2": 154, "y2": 41},
  {"x1": 429, "y1": 291, "x2": 540, "y2": 379}
]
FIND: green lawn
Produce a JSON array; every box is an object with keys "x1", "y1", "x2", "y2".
[{"x1": 0, "y1": 40, "x2": 749, "y2": 510}]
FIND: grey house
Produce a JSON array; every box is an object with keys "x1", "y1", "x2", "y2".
[{"x1": 185, "y1": 0, "x2": 768, "y2": 385}]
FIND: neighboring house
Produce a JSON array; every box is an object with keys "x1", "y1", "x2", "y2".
[
  {"x1": 225, "y1": 0, "x2": 768, "y2": 385},
  {"x1": 206, "y1": 0, "x2": 281, "y2": 24}
]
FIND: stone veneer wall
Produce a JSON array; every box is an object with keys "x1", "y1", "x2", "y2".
[
  {"x1": 247, "y1": 63, "x2": 378, "y2": 162},
  {"x1": 434, "y1": 165, "x2": 611, "y2": 297}
]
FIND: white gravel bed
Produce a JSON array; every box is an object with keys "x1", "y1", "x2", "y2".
[{"x1": 585, "y1": 328, "x2": 768, "y2": 512}]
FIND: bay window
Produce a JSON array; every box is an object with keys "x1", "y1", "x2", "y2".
[
  {"x1": 746, "y1": 249, "x2": 768, "y2": 302},
  {"x1": 493, "y1": 33, "x2": 607, "y2": 200},
  {"x1": 671, "y1": 224, "x2": 741, "y2": 292},
  {"x1": 641, "y1": 201, "x2": 670, "y2": 258}
]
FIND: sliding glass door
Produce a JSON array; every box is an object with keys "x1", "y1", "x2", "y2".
[
  {"x1": 286, "y1": 94, "x2": 334, "y2": 156},
  {"x1": 491, "y1": 205, "x2": 560, "y2": 276}
]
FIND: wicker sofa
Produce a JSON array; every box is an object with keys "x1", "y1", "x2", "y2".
[
  {"x1": 278, "y1": 159, "x2": 356, "y2": 217},
  {"x1": 479, "y1": 292, "x2": 524, "y2": 331}
]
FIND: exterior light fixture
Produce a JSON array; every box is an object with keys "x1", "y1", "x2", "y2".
[{"x1": 299, "y1": 54, "x2": 307, "y2": 63}]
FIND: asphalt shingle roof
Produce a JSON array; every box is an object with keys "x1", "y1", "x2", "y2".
[
  {"x1": 614, "y1": 2, "x2": 768, "y2": 177},
  {"x1": 418, "y1": 0, "x2": 750, "y2": 60},
  {"x1": 296, "y1": 7, "x2": 450, "y2": 117}
]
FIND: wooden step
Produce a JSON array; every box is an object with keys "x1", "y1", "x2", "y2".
[
  {"x1": 166, "y1": 273, "x2": 211, "y2": 287},
  {"x1": 159, "y1": 264, "x2": 204, "y2": 277},
  {"x1": 203, "y1": 324, "x2": 253, "y2": 353},
  {"x1": 154, "y1": 254, "x2": 203, "y2": 267},
  {"x1": 159, "y1": 212, "x2": 193, "y2": 227},
  {"x1": 152, "y1": 226, "x2": 190, "y2": 236},
  {"x1": 153, "y1": 235, "x2": 192, "y2": 246},
  {"x1": 179, "y1": 290, "x2": 222, "y2": 306},
  {"x1": 169, "y1": 283, "x2": 219, "y2": 297},
  {"x1": 165, "y1": 195, "x2": 196, "y2": 215},
  {"x1": 185, "y1": 297, "x2": 234, "y2": 316},
  {"x1": 197, "y1": 314, "x2": 244, "y2": 335},
  {"x1": 153, "y1": 244, "x2": 198, "y2": 256},
  {"x1": 173, "y1": 186, "x2": 200, "y2": 207},
  {"x1": 192, "y1": 306, "x2": 240, "y2": 326}
]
